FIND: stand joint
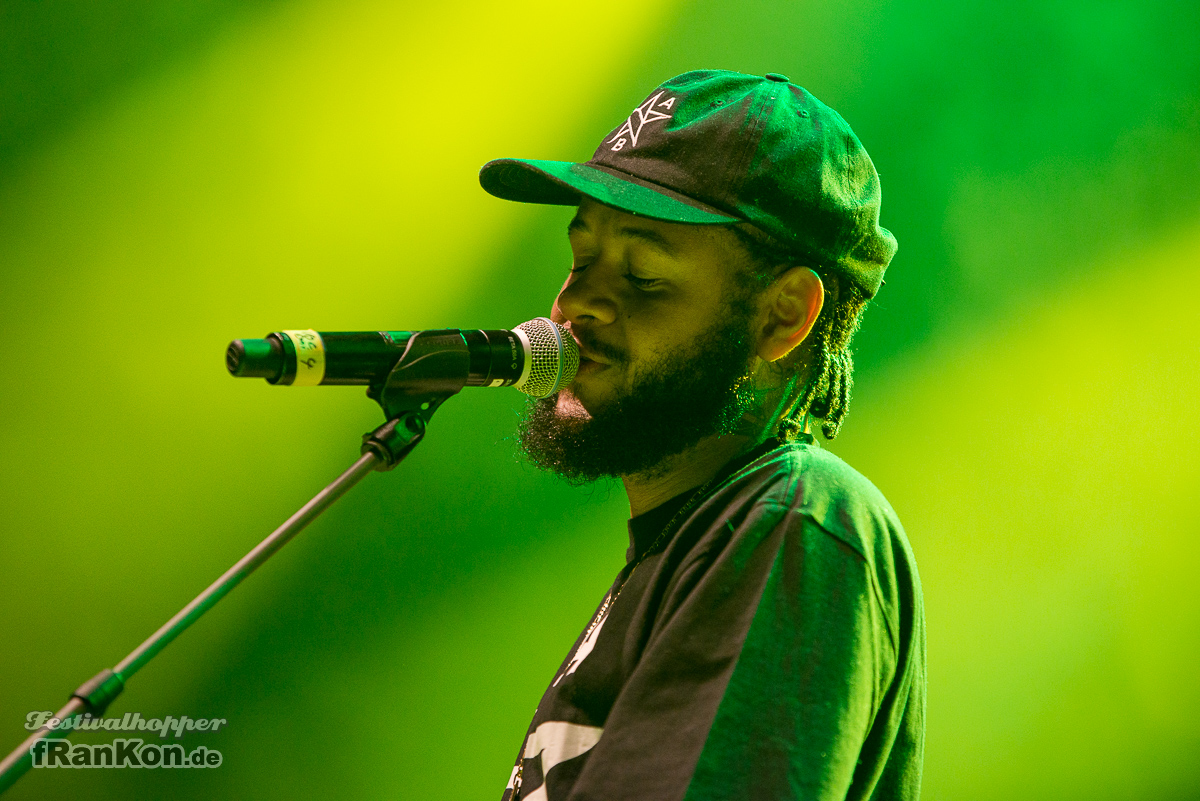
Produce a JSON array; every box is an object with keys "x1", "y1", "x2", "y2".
[
  {"x1": 71, "y1": 669, "x2": 125, "y2": 716},
  {"x1": 361, "y1": 414, "x2": 426, "y2": 471}
]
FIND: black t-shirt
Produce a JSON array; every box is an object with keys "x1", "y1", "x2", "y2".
[{"x1": 503, "y1": 439, "x2": 925, "y2": 801}]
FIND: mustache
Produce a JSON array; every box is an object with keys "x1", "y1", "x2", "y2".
[{"x1": 571, "y1": 327, "x2": 629, "y2": 365}]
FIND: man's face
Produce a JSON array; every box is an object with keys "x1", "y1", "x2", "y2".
[{"x1": 518, "y1": 197, "x2": 765, "y2": 482}]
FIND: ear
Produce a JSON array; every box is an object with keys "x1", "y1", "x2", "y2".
[{"x1": 756, "y1": 267, "x2": 824, "y2": 362}]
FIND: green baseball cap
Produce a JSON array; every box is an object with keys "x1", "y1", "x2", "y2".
[{"x1": 479, "y1": 69, "x2": 897, "y2": 298}]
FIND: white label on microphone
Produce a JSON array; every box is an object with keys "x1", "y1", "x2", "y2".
[
  {"x1": 489, "y1": 378, "x2": 505, "y2": 388},
  {"x1": 282, "y1": 329, "x2": 325, "y2": 386}
]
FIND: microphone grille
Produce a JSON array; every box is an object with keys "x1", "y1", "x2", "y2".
[{"x1": 514, "y1": 317, "x2": 579, "y2": 398}]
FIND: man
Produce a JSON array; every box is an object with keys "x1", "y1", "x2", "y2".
[{"x1": 479, "y1": 70, "x2": 924, "y2": 801}]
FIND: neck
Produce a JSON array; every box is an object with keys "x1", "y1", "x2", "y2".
[
  {"x1": 618, "y1": 358, "x2": 809, "y2": 517},
  {"x1": 621, "y1": 432, "x2": 759, "y2": 517}
]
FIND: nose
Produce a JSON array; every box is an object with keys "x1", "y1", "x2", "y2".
[{"x1": 552, "y1": 264, "x2": 619, "y2": 327}]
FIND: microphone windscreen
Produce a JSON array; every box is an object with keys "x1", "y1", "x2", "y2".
[{"x1": 513, "y1": 318, "x2": 579, "y2": 398}]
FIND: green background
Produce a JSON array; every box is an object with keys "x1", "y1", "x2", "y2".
[{"x1": 2, "y1": 0, "x2": 1198, "y2": 798}]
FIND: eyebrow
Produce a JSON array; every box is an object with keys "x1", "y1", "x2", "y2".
[
  {"x1": 567, "y1": 214, "x2": 679, "y2": 257},
  {"x1": 567, "y1": 215, "x2": 589, "y2": 235}
]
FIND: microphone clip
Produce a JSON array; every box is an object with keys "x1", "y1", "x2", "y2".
[
  {"x1": 365, "y1": 329, "x2": 471, "y2": 423},
  {"x1": 360, "y1": 329, "x2": 472, "y2": 471}
]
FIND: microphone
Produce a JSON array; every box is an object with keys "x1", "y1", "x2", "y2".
[{"x1": 225, "y1": 317, "x2": 579, "y2": 399}]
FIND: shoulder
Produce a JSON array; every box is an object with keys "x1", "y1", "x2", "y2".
[
  {"x1": 716, "y1": 442, "x2": 921, "y2": 646},
  {"x1": 722, "y1": 443, "x2": 902, "y2": 554}
]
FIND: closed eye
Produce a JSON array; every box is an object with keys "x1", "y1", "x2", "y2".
[{"x1": 625, "y1": 273, "x2": 661, "y2": 289}]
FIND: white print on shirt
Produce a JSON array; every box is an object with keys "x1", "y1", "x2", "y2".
[
  {"x1": 553, "y1": 606, "x2": 609, "y2": 687},
  {"x1": 520, "y1": 721, "x2": 604, "y2": 801},
  {"x1": 606, "y1": 91, "x2": 676, "y2": 151}
]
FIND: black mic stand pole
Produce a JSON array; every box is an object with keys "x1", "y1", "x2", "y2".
[{"x1": 0, "y1": 331, "x2": 472, "y2": 795}]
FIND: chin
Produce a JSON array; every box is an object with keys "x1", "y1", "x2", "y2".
[{"x1": 557, "y1": 385, "x2": 611, "y2": 420}]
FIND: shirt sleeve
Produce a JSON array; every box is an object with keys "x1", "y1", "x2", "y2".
[{"x1": 564, "y1": 501, "x2": 898, "y2": 801}]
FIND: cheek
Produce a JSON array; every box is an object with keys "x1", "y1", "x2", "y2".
[{"x1": 620, "y1": 307, "x2": 702, "y2": 364}]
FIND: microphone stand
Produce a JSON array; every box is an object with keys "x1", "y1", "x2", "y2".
[{"x1": 0, "y1": 331, "x2": 474, "y2": 794}]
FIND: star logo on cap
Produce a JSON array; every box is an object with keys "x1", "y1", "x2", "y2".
[{"x1": 607, "y1": 91, "x2": 676, "y2": 152}]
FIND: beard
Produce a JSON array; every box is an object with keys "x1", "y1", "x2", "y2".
[{"x1": 516, "y1": 302, "x2": 760, "y2": 484}]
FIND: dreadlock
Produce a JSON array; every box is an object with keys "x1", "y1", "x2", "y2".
[{"x1": 728, "y1": 225, "x2": 869, "y2": 440}]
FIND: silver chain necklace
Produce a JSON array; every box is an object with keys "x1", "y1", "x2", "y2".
[{"x1": 582, "y1": 475, "x2": 717, "y2": 641}]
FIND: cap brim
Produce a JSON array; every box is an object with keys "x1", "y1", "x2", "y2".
[{"x1": 479, "y1": 159, "x2": 740, "y2": 225}]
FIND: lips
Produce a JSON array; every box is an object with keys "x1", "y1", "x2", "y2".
[
  {"x1": 564, "y1": 325, "x2": 626, "y2": 384},
  {"x1": 578, "y1": 352, "x2": 608, "y2": 368},
  {"x1": 570, "y1": 336, "x2": 610, "y2": 368},
  {"x1": 570, "y1": 341, "x2": 612, "y2": 383},
  {"x1": 575, "y1": 358, "x2": 605, "y2": 377}
]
